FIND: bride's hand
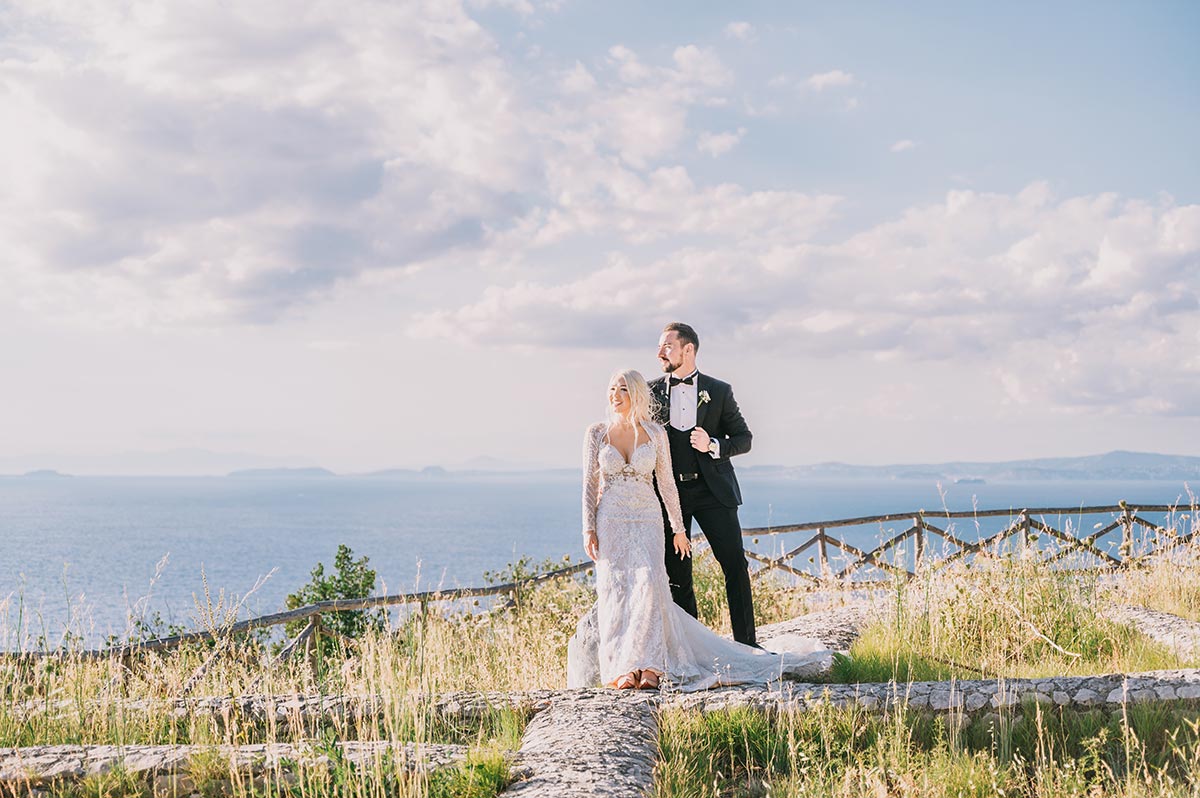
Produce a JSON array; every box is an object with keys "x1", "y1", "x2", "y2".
[
  {"x1": 673, "y1": 532, "x2": 691, "y2": 559},
  {"x1": 584, "y1": 530, "x2": 600, "y2": 561}
]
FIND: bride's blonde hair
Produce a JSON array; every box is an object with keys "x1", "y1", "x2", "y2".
[{"x1": 607, "y1": 368, "x2": 655, "y2": 430}]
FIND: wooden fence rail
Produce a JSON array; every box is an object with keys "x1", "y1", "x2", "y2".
[
  {"x1": 742, "y1": 502, "x2": 1196, "y2": 586},
  {"x1": 6, "y1": 501, "x2": 1196, "y2": 671}
]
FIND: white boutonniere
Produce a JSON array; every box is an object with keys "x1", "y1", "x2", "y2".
[{"x1": 698, "y1": 390, "x2": 711, "y2": 405}]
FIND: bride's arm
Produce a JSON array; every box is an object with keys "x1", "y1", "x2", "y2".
[
  {"x1": 581, "y1": 424, "x2": 602, "y2": 559},
  {"x1": 651, "y1": 423, "x2": 689, "y2": 557}
]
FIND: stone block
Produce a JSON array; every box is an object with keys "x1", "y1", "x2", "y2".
[
  {"x1": 964, "y1": 692, "x2": 989, "y2": 712},
  {"x1": 928, "y1": 691, "x2": 954, "y2": 711},
  {"x1": 991, "y1": 692, "x2": 1018, "y2": 709},
  {"x1": 1130, "y1": 688, "x2": 1158, "y2": 704},
  {"x1": 566, "y1": 604, "x2": 601, "y2": 689}
]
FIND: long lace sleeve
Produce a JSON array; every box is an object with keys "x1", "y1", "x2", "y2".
[
  {"x1": 581, "y1": 423, "x2": 602, "y2": 534},
  {"x1": 651, "y1": 423, "x2": 686, "y2": 536}
]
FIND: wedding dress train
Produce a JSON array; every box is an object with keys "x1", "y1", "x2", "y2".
[{"x1": 570, "y1": 420, "x2": 830, "y2": 691}]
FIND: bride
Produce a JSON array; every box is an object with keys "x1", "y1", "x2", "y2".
[{"x1": 572, "y1": 368, "x2": 829, "y2": 691}]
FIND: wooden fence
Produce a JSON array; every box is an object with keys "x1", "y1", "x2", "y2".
[
  {"x1": 739, "y1": 501, "x2": 1194, "y2": 584},
  {"x1": 6, "y1": 500, "x2": 1196, "y2": 692}
]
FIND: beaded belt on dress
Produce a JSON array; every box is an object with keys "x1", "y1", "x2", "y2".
[{"x1": 607, "y1": 464, "x2": 651, "y2": 483}]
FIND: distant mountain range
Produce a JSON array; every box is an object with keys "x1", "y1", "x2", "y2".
[
  {"x1": 227, "y1": 467, "x2": 337, "y2": 478},
  {"x1": 352, "y1": 450, "x2": 1200, "y2": 482},
  {"x1": 0, "y1": 448, "x2": 311, "y2": 477},
  {"x1": 3, "y1": 449, "x2": 1197, "y2": 481},
  {"x1": 742, "y1": 451, "x2": 1200, "y2": 482},
  {"x1": 19, "y1": 469, "x2": 71, "y2": 479}
]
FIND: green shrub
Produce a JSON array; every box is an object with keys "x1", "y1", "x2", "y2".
[{"x1": 284, "y1": 544, "x2": 387, "y2": 642}]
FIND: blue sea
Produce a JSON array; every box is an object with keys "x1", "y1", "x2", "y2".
[{"x1": 0, "y1": 474, "x2": 1194, "y2": 647}]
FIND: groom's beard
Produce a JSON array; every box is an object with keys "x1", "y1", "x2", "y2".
[{"x1": 661, "y1": 358, "x2": 679, "y2": 373}]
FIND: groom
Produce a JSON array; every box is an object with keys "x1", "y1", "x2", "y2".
[{"x1": 649, "y1": 322, "x2": 758, "y2": 647}]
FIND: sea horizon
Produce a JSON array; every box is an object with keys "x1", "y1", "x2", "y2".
[{"x1": 2, "y1": 473, "x2": 1196, "y2": 649}]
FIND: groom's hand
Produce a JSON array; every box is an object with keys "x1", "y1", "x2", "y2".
[{"x1": 690, "y1": 427, "x2": 711, "y2": 452}]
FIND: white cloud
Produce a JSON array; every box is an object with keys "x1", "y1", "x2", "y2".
[
  {"x1": 560, "y1": 61, "x2": 597, "y2": 93},
  {"x1": 467, "y1": 0, "x2": 563, "y2": 15},
  {"x1": 1, "y1": 7, "x2": 754, "y2": 333},
  {"x1": 541, "y1": 43, "x2": 734, "y2": 172},
  {"x1": 696, "y1": 128, "x2": 747, "y2": 157},
  {"x1": 8, "y1": 4, "x2": 1196, "y2": 425},
  {"x1": 469, "y1": 0, "x2": 535, "y2": 15},
  {"x1": 806, "y1": 70, "x2": 857, "y2": 91},
  {"x1": 415, "y1": 184, "x2": 1200, "y2": 416},
  {"x1": 1, "y1": 0, "x2": 536, "y2": 326},
  {"x1": 891, "y1": 139, "x2": 916, "y2": 152},
  {"x1": 724, "y1": 21, "x2": 755, "y2": 41},
  {"x1": 491, "y1": 162, "x2": 842, "y2": 252},
  {"x1": 607, "y1": 44, "x2": 651, "y2": 83},
  {"x1": 672, "y1": 45, "x2": 733, "y2": 89}
]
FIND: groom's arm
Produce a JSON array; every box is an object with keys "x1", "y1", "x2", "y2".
[{"x1": 715, "y1": 384, "x2": 752, "y2": 459}]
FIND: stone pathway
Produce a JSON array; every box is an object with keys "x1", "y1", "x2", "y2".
[
  {"x1": 0, "y1": 741, "x2": 465, "y2": 792},
  {"x1": 660, "y1": 668, "x2": 1200, "y2": 715},
  {"x1": 503, "y1": 690, "x2": 659, "y2": 798},
  {"x1": 758, "y1": 602, "x2": 870, "y2": 651},
  {"x1": 1103, "y1": 604, "x2": 1200, "y2": 660},
  {"x1": 12, "y1": 690, "x2": 559, "y2": 729}
]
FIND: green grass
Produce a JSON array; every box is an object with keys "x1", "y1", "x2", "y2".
[
  {"x1": 429, "y1": 749, "x2": 512, "y2": 798},
  {"x1": 655, "y1": 704, "x2": 1200, "y2": 798},
  {"x1": 832, "y1": 613, "x2": 1185, "y2": 684},
  {"x1": 1113, "y1": 554, "x2": 1200, "y2": 624},
  {"x1": 829, "y1": 551, "x2": 1194, "y2": 684}
]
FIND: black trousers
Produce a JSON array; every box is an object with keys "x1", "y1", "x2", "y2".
[{"x1": 663, "y1": 479, "x2": 757, "y2": 646}]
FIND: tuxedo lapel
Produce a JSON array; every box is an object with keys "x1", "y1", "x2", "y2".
[{"x1": 695, "y1": 373, "x2": 711, "y2": 430}]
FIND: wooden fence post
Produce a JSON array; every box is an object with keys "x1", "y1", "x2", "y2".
[
  {"x1": 307, "y1": 619, "x2": 323, "y2": 675},
  {"x1": 1119, "y1": 502, "x2": 1134, "y2": 562},
  {"x1": 817, "y1": 527, "x2": 828, "y2": 579},
  {"x1": 914, "y1": 516, "x2": 924, "y2": 570}
]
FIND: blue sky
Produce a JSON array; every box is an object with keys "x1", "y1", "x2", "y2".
[
  {"x1": 487, "y1": 1, "x2": 1200, "y2": 204},
  {"x1": 0, "y1": 0, "x2": 1197, "y2": 473}
]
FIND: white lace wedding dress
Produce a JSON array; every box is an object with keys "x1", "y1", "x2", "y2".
[{"x1": 570, "y1": 420, "x2": 829, "y2": 691}]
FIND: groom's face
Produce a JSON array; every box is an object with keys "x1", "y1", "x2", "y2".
[{"x1": 657, "y1": 331, "x2": 691, "y2": 374}]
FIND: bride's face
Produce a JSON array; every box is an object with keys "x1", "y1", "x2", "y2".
[{"x1": 609, "y1": 378, "x2": 631, "y2": 416}]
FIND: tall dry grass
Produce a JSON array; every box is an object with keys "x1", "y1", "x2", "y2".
[
  {"x1": 655, "y1": 702, "x2": 1200, "y2": 798},
  {"x1": 6, "y1": 500, "x2": 1200, "y2": 797}
]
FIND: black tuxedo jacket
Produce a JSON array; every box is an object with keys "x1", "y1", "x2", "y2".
[{"x1": 649, "y1": 373, "x2": 752, "y2": 508}]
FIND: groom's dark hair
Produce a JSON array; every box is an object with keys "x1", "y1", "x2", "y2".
[{"x1": 663, "y1": 322, "x2": 699, "y2": 352}]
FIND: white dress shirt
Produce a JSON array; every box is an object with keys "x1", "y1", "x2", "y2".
[{"x1": 668, "y1": 370, "x2": 720, "y2": 458}]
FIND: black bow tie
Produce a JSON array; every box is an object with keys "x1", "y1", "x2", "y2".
[{"x1": 669, "y1": 375, "x2": 695, "y2": 386}]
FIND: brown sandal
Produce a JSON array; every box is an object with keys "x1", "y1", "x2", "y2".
[
  {"x1": 614, "y1": 671, "x2": 640, "y2": 690},
  {"x1": 637, "y1": 670, "x2": 660, "y2": 690}
]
